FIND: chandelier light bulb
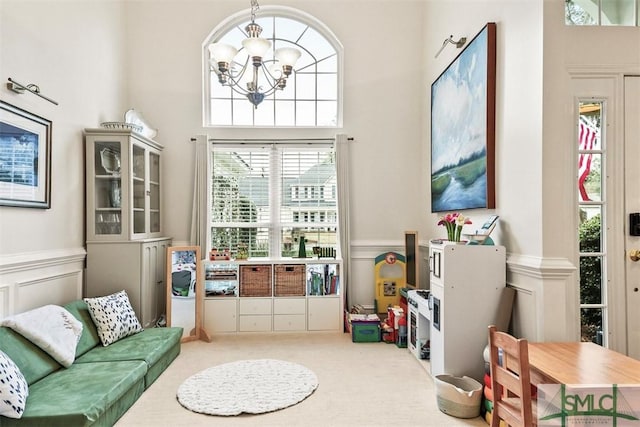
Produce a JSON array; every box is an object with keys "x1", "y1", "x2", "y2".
[
  {"x1": 242, "y1": 37, "x2": 271, "y2": 59},
  {"x1": 268, "y1": 61, "x2": 283, "y2": 78},
  {"x1": 208, "y1": 43, "x2": 238, "y2": 72},
  {"x1": 274, "y1": 47, "x2": 301, "y2": 67}
]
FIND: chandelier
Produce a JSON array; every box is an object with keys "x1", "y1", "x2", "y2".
[{"x1": 208, "y1": 0, "x2": 301, "y2": 108}]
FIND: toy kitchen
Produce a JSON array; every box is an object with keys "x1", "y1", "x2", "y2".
[{"x1": 406, "y1": 289, "x2": 433, "y2": 362}]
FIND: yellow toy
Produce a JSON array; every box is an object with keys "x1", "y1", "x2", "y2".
[{"x1": 374, "y1": 252, "x2": 406, "y2": 314}]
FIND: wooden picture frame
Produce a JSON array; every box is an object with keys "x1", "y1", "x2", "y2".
[
  {"x1": 430, "y1": 22, "x2": 496, "y2": 212},
  {"x1": 0, "y1": 101, "x2": 52, "y2": 208}
]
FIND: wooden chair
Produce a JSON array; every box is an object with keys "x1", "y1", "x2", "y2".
[{"x1": 488, "y1": 325, "x2": 537, "y2": 427}]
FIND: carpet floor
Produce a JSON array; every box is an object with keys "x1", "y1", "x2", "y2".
[{"x1": 115, "y1": 332, "x2": 487, "y2": 427}]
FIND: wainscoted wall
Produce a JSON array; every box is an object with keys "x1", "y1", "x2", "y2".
[
  {"x1": 349, "y1": 240, "x2": 579, "y2": 342},
  {"x1": 507, "y1": 254, "x2": 578, "y2": 342},
  {"x1": 0, "y1": 243, "x2": 579, "y2": 342},
  {"x1": 0, "y1": 248, "x2": 86, "y2": 318}
]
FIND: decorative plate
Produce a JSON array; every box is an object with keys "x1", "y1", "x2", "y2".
[
  {"x1": 124, "y1": 109, "x2": 157, "y2": 139},
  {"x1": 100, "y1": 147, "x2": 121, "y2": 175},
  {"x1": 100, "y1": 122, "x2": 143, "y2": 133}
]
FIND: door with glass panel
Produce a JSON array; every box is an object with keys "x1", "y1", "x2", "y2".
[
  {"x1": 625, "y1": 76, "x2": 640, "y2": 359},
  {"x1": 576, "y1": 76, "x2": 639, "y2": 357}
]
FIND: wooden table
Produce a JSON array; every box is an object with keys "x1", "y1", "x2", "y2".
[{"x1": 527, "y1": 342, "x2": 640, "y2": 385}]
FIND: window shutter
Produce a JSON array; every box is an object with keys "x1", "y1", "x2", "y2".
[{"x1": 211, "y1": 144, "x2": 337, "y2": 258}]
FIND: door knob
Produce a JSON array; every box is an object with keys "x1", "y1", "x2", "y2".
[{"x1": 630, "y1": 249, "x2": 640, "y2": 262}]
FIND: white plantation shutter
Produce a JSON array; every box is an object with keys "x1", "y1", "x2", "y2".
[
  {"x1": 211, "y1": 142, "x2": 336, "y2": 258},
  {"x1": 212, "y1": 147, "x2": 271, "y2": 256},
  {"x1": 280, "y1": 148, "x2": 337, "y2": 256}
]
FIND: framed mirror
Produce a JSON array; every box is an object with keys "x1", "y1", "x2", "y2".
[{"x1": 166, "y1": 246, "x2": 210, "y2": 343}]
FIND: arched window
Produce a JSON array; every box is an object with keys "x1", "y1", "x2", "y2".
[{"x1": 203, "y1": 6, "x2": 342, "y2": 127}]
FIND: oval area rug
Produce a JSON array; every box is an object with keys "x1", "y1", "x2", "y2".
[{"x1": 177, "y1": 359, "x2": 319, "y2": 416}]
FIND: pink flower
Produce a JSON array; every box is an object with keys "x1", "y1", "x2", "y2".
[{"x1": 438, "y1": 212, "x2": 471, "y2": 242}]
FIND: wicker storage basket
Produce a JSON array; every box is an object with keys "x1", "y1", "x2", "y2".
[
  {"x1": 434, "y1": 374, "x2": 483, "y2": 419},
  {"x1": 274, "y1": 264, "x2": 306, "y2": 296},
  {"x1": 239, "y1": 265, "x2": 272, "y2": 297}
]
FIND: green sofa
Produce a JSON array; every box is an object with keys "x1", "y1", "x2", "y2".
[{"x1": 0, "y1": 300, "x2": 183, "y2": 426}]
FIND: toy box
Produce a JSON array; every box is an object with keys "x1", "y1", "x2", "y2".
[{"x1": 349, "y1": 314, "x2": 381, "y2": 343}]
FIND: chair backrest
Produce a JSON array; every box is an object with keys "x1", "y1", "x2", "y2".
[{"x1": 488, "y1": 325, "x2": 533, "y2": 427}]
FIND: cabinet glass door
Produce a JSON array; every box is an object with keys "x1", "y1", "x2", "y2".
[
  {"x1": 149, "y1": 152, "x2": 160, "y2": 233},
  {"x1": 94, "y1": 141, "x2": 122, "y2": 236},
  {"x1": 132, "y1": 144, "x2": 146, "y2": 235}
]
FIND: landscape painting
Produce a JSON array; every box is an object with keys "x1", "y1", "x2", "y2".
[{"x1": 430, "y1": 23, "x2": 496, "y2": 212}]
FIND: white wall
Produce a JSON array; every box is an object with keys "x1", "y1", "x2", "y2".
[
  {"x1": 0, "y1": 0, "x2": 127, "y2": 256},
  {"x1": 0, "y1": 1, "x2": 128, "y2": 313},
  {"x1": 422, "y1": 0, "x2": 544, "y2": 256}
]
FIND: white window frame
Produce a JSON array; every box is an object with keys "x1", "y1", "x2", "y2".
[
  {"x1": 202, "y1": 6, "x2": 344, "y2": 128},
  {"x1": 577, "y1": 98, "x2": 608, "y2": 346},
  {"x1": 210, "y1": 142, "x2": 338, "y2": 259}
]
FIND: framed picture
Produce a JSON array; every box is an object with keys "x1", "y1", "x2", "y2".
[
  {"x1": 0, "y1": 101, "x2": 52, "y2": 208},
  {"x1": 430, "y1": 22, "x2": 496, "y2": 212}
]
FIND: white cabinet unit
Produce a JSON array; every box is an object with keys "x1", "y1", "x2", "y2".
[
  {"x1": 85, "y1": 238, "x2": 171, "y2": 328},
  {"x1": 203, "y1": 299, "x2": 237, "y2": 333},
  {"x1": 85, "y1": 128, "x2": 171, "y2": 328},
  {"x1": 308, "y1": 297, "x2": 341, "y2": 331},
  {"x1": 203, "y1": 259, "x2": 342, "y2": 333},
  {"x1": 239, "y1": 298, "x2": 272, "y2": 332},
  {"x1": 84, "y1": 128, "x2": 164, "y2": 241},
  {"x1": 273, "y1": 298, "x2": 306, "y2": 331},
  {"x1": 428, "y1": 242, "x2": 506, "y2": 382}
]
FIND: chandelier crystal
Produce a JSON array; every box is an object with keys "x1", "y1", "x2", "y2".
[{"x1": 208, "y1": 0, "x2": 301, "y2": 108}]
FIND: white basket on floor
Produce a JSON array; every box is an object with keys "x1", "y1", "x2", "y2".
[{"x1": 434, "y1": 374, "x2": 483, "y2": 419}]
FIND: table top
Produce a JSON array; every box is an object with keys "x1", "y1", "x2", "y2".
[{"x1": 528, "y1": 342, "x2": 640, "y2": 385}]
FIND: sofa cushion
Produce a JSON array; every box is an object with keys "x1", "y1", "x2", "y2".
[
  {"x1": 84, "y1": 290, "x2": 142, "y2": 346},
  {"x1": 0, "y1": 327, "x2": 61, "y2": 386},
  {"x1": 2, "y1": 360, "x2": 147, "y2": 427},
  {"x1": 0, "y1": 350, "x2": 28, "y2": 419},
  {"x1": 63, "y1": 300, "x2": 101, "y2": 357},
  {"x1": 75, "y1": 327, "x2": 183, "y2": 388}
]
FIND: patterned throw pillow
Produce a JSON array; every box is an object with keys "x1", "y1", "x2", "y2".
[
  {"x1": 83, "y1": 290, "x2": 143, "y2": 346},
  {"x1": 0, "y1": 350, "x2": 28, "y2": 419}
]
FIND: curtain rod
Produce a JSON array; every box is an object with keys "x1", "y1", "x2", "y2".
[{"x1": 189, "y1": 137, "x2": 353, "y2": 143}]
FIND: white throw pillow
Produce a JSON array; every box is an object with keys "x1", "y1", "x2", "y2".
[
  {"x1": 0, "y1": 305, "x2": 83, "y2": 367},
  {"x1": 84, "y1": 290, "x2": 143, "y2": 346},
  {"x1": 0, "y1": 350, "x2": 29, "y2": 419}
]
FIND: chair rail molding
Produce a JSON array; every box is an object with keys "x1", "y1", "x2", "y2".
[{"x1": 0, "y1": 247, "x2": 86, "y2": 274}]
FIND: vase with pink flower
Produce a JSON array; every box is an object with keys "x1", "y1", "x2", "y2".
[{"x1": 437, "y1": 212, "x2": 472, "y2": 243}]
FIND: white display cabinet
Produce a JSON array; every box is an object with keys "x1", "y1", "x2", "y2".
[
  {"x1": 203, "y1": 259, "x2": 342, "y2": 333},
  {"x1": 84, "y1": 128, "x2": 163, "y2": 241},
  {"x1": 428, "y1": 242, "x2": 506, "y2": 382}
]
